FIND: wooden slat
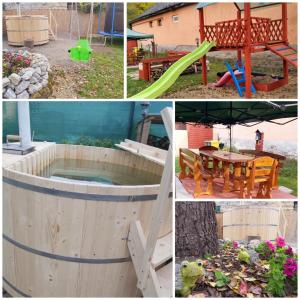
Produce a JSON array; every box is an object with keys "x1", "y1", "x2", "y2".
[{"x1": 151, "y1": 232, "x2": 172, "y2": 269}]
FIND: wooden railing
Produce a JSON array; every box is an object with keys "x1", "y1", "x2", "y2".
[{"x1": 204, "y1": 17, "x2": 283, "y2": 47}]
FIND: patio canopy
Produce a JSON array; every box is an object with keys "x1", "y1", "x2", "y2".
[
  {"x1": 127, "y1": 28, "x2": 154, "y2": 40},
  {"x1": 175, "y1": 101, "x2": 297, "y2": 126}
]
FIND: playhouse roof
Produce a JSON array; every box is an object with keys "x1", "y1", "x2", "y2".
[
  {"x1": 127, "y1": 28, "x2": 154, "y2": 40},
  {"x1": 129, "y1": 3, "x2": 194, "y2": 24},
  {"x1": 196, "y1": 2, "x2": 279, "y2": 11},
  {"x1": 175, "y1": 101, "x2": 297, "y2": 126}
]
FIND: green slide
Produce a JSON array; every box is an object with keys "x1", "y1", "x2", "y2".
[{"x1": 130, "y1": 40, "x2": 216, "y2": 99}]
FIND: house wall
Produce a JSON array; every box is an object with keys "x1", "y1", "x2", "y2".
[{"x1": 132, "y1": 3, "x2": 297, "y2": 50}]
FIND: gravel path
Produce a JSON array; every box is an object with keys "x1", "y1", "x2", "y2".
[{"x1": 3, "y1": 39, "x2": 113, "y2": 67}]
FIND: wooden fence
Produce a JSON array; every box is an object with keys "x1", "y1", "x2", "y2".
[{"x1": 3, "y1": 9, "x2": 105, "y2": 39}]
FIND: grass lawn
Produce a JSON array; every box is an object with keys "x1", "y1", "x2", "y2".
[
  {"x1": 278, "y1": 158, "x2": 297, "y2": 196},
  {"x1": 175, "y1": 157, "x2": 297, "y2": 196},
  {"x1": 127, "y1": 57, "x2": 224, "y2": 97},
  {"x1": 79, "y1": 45, "x2": 123, "y2": 98}
]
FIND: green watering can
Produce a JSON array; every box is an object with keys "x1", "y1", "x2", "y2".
[{"x1": 68, "y1": 39, "x2": 92, "y2": 62}]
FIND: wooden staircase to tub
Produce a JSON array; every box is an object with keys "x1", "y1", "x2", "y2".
[{"x1": 124, "y1": 107, "x2": 173, "y2": 297}]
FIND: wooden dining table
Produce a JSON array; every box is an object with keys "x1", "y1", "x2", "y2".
[{"x1": 196, "y1": 149, "x2": 254, "y2": 193}]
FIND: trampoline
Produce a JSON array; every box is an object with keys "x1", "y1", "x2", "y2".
[{"x1": 98, "y1": 3, "x2": 124, "y2": 44}]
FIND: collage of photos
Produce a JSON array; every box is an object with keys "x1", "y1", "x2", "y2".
[{"x1": 1, "y1": 1, "x2": 298, "y2": 299}]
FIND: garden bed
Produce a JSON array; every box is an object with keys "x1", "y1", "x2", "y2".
[
  {"x1": 2, "y1": 49, "x2": 50, "y2": 99},
  {"x1": 176, "y1": 238, "x2": 297, "y2": 298}
]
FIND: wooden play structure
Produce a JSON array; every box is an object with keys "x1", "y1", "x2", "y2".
[
  {"x1": 198, "y1": 3, "x2": 298, "y2": 98},
  {"x1": 3, "y1": 108, "x2": 172, "y2": 297}
]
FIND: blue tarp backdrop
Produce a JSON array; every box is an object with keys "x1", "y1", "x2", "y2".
[{"x1": 3, "y1": 101, "x2": 172, "y2": 143}]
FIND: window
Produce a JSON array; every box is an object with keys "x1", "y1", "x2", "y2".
[
  {"x1": 149, "y1": 21, "x2": 153, "y2": 28},
  {"x1": 157, "y1": 19, "x2": 162, "y2": 26},
  {"x1": 172, "y1": 15, "x2": 179, "y2": 23}
]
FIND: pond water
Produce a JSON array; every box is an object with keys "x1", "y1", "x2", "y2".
[{"x1": 38, "y1": 158, "x2": 161, "y2": 186}]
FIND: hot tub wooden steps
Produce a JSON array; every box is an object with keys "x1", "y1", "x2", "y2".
[
  {"x1": 128, "y1": 220, "x2": 172, "y2": 297},
  {"x1": 115, "y1": 139, "x2": 167, "y2": 166}
]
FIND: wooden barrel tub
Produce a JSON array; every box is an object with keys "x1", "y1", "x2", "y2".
[
  {"x1": 5, "y1": 15, "x2": 49, "y2": 46},
  {"x1": 222, "y1": 206, "x2": 280, "y2": 241},
  {"x1": 3, "y1": 143, "x2": 172, "y2": 297}
]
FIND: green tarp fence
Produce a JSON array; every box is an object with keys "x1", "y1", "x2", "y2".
[{"x1": 3, "y1": 101, "x2": 172, "y2": 143}]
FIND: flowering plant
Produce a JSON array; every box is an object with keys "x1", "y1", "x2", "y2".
[
  {"x1": 255, "y1": 238, "x2": 297, "y2": 296},
  {"x1": 3, "y1": 51, "x2": 31, "y2": 77}
]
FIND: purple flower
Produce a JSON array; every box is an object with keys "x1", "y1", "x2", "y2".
[
  {"x1": 276, "y1": 236, "x2": 286, "y2": 248},
  {"x1": 284, "y1": 258, "x2": 297, "y2": 277},
  {"x1": 233, "y1": 241, "x2": 239, "y2": 249},
  {"x1": 266, "y1": 240, "x2": 275, "y2": 251},
  {"x1": 285, "y1": 246, "x2": 294, "y2": 256}
]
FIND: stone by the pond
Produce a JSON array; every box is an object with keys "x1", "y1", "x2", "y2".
[
  {"x1": 8, "y1": 73, "x2": 21, "y2": 85},
  {"x1": 3, "y1": 77, "x2": 10, "y2": 87},
  {"x1": 15, "y1": 80, "x2": 30, "y2": 94},
  {"x1": 4, "y1": 88, "x2": 16, "y2": 99},
  {"x1": 17, "y1": 90, "x2": 29, "y2": 99},
  {"x1": 28, "y1": 82, "x2": 43, "y2": 95}
]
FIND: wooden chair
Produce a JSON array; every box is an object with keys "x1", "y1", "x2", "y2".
[
  {"x1": 179, "y1": 148, "x2": 214, "y2": 197},
  {"x1": 239, "y1": 149, "x2": 285, "y2": 189},
  {"x1": 235, "y1": 156, "x2": 278, "y2": 199}
]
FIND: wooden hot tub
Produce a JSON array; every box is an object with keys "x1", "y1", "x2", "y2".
[
  {"x1": 3, "y1": 143, "x2": 172, "y2": 297},
  {"x1": 5, "y1": 15, "x2": 49, "y2": 46}
]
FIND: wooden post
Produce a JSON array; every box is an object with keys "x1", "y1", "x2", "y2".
[
  {"x1": 237, "y1": 9, "x2": 242, "y2": 62},
  {"x1": 199, "y1": 8, "x2": 207, "y2": 85},
  {"x1": 282, "y1": 3, "x2": 289, "y2": 80},
  {"x1": 244, "y1": 3, "x2": 252, "y2": 98}
]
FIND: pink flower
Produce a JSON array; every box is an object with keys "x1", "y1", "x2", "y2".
[
  {"x1": 16, "y1": 55, "x2": 23, "y2": 61},
  {"x1": 233, "y1": 241, "x2": 239, "y2": 249},
  {"x1": 283, "y1": 258, "x2": 297, "y2": 277},
  {"x1": 266, "y1": 240, "x2": 275, "y2": 251},
  {"x1": 276, "y1": 236, "x2": 286, "y2": 248},
  {"x1": 24, "y1": 59, "x2": 30, "y2": 65},
  {"x1": 285, "y1": 246, "x2": 294, "y2": 256}
]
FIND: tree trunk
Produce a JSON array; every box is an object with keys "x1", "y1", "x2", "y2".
[{"x1": 175, "y1": 202, "x2": 218, "y2": 258}]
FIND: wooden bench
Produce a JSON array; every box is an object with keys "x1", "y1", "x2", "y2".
[
  {"x1": 239, "y1": 149, "x2": 284, "y2": 189},
  {"x1": 179, "y1": 148, "x2": 214, "y2": 197}
]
